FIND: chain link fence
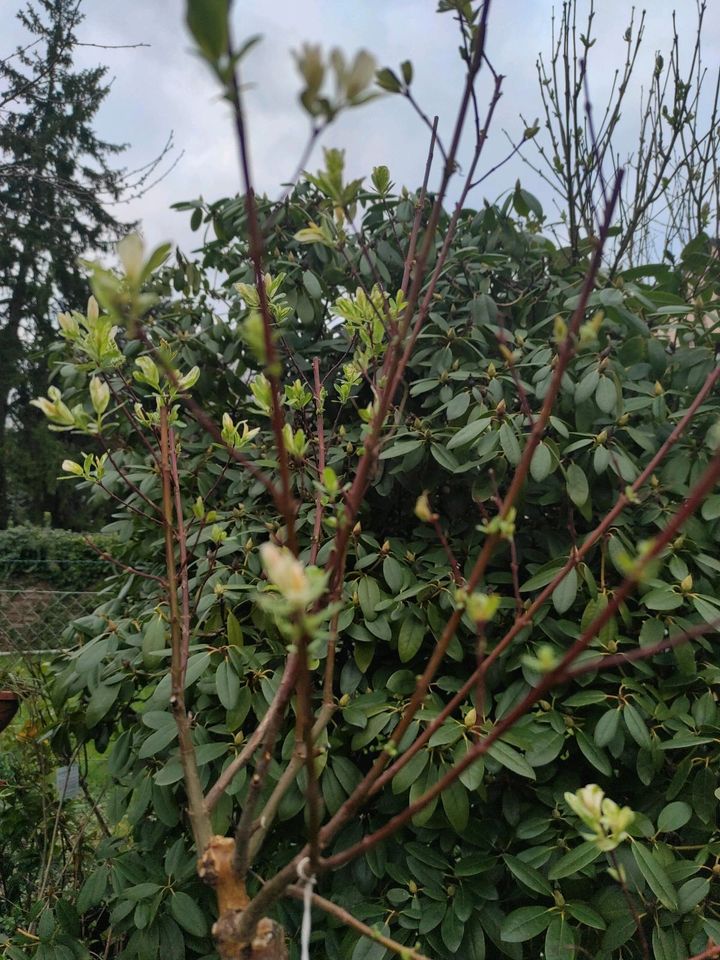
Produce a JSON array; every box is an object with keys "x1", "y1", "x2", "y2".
[
  {"x1": 0, "y1": 587, "x2": 103, "y2": 656},
  {"x1": 0, "y1": 550, "x2": 109, "y2": 659}
]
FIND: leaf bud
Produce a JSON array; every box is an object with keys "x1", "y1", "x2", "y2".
[
  {"x1": 414, "y1": 492, "x2": 436, "y2": 523},
  {"x1": 89, "y1": 376, "x2": 110, "y2": 416}
]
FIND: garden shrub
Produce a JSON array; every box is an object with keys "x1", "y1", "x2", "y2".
[{"x1": 11, "y1": 170, "x2": 720, "y2": 960}]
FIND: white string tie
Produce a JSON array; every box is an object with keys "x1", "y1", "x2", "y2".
[{"x1": 297, "y1": 856, "x2": 316, "y2": 960}]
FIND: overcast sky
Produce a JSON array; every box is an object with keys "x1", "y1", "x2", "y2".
[{"x1": 4, "y1": 1, "x2": 719, "y2": 254}]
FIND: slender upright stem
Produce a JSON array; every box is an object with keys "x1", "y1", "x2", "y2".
[{"x1": 160, "y1": 406, "x2": 211, "y2": 852}]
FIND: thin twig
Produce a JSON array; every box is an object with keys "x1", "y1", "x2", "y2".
[
  {"x1": 226, "y1": 34, "x2": 298, "y2": 553},
  {"x1": 284, "y1": 884, "x2": 432, "y2": 960},
  {"x1": 401, "y1": 117, "x2": 438, "y2": 295},
  {"x1": 83, "y1": 536, "x2": 166, "y2": 586}
]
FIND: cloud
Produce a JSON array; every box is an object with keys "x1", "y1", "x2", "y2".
[{"x1": 3, "y1": 0, "x2": 717, "y2": 253}]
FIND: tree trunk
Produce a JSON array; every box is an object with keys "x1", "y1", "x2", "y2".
[
  {"x1": 0, "y1": 321, "x2": 23, "y2": 529},
  {"x1": 198, "y1": 837, "x2": 288, "y2": 960}
]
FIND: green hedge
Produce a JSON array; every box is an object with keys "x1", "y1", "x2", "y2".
[{"x1": 0, "y1": 525, "x2": 115, "y2": 589}]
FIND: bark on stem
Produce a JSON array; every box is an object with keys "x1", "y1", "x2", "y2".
[{"x1": 160, "y1": 406, "x2": 211, "y2": 853}]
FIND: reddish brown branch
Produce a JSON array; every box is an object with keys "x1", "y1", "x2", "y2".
[
  {"x1": 204, "y1": 654, "x2": 300, "y2": 814},
  {"x1": 689, "y1": 944, "x2": 720, "y2": 960},
  {"x1": 431, "y1": 516, "x2": 464, "y2": 585},
  {"x1": 285, "y1": 884, "x2": 431, "y2": 960},
  {"x1": 159, "y1": 406, "x2": 211, "y2": 853},
  {"x1": 83, "y1": 536, "x2": 166, "y2": 586},
  {"x1": 168, "y1": 426, "x2": 191, "y2": 679},
  {"x1": 401, "y1": 116, "x2": 438, "y2": 295},
  {"x1": 226, "y1": 32, "x2": 298, "y2": 554}
]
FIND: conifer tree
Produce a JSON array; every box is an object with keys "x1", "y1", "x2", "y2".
[{"x1": 0, "y1": 0, "x2": 129, "y2": 526}]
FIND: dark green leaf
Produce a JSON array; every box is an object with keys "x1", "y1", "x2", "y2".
[
  {"x1": 631, "y1": 842, "x2": 678, "y2": 910},
  {"x1": 548, "y1": 842, "x2": 601, "y2": 880},
  {"x1": 566, "y1": 463, "x2": 589, "y2": 507},
  {"x1": 186, "y1": 0, "x2": 229, "y2": 63},
  {"x1": 657, "y1": 801, "x2": 692, "y2": 833},
  {"x1": 544, "y1": 914, "x2": 575, "y2": 960},
  {"x1": 170, "y1": 891, "x2": 207, "y2": 937},
  {"x1": 500, "y1": 906, "x2": 552, "y2": 943}
]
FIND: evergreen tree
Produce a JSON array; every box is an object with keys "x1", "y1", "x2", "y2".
[{"x1": 0, "y1": 0, "x2": 130, "y2": 527}]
